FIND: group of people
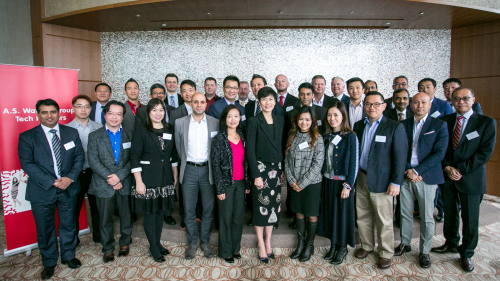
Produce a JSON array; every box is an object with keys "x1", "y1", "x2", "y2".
[{"x1": 18, "y1": 72, "x2": 496, "y2": 280}]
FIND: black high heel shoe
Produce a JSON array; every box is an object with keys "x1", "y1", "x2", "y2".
[
  {"x1": 259, "y1": 256, "x2": 269, "y2": 264},
  {"x1": 267, "y1": 250, "x2": 275, "y2": 259},
  {"x1": 159, "y1": 248, "x2": 170, "y2": 256}
]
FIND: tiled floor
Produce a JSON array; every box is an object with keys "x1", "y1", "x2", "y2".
[{"x1": 1, "y1": 196, "x2": 500, "y2": 280}]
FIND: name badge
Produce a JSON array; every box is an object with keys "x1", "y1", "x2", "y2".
[
  {"x1": 466, "y1": 131, "x2": 479, "y2": 140},
  {"x1": 163, "y1": 133, "x2": 172, "y2": 140},
  {"x1": 241, "y1": 115, "x2": 246, "y2": 121},
  {"x1": 286, "y1": 106, "x2": 294, "y2": 112},
  {"x1": 298, "y1": 142, "x2": 309, "y2": 150},
  {"x1": 332, "y1": 135, "x2": 342, "y2": 145},
  {"x1": 140, "y1": 161, "x2": 150, "y2": 164},
  {"x1": 430, "y1": 111, "x2": 441, "y2": 118},
  {"x1": 123, "y1": 142, "x2": 131, "y2": 149},
  {"x1": 64, "y1": 141, "x2": 75, "y2": 150},
  {"x1": 375, "y1": 135, "x2": 386, "y2": 143},
  {"x1": 317, "y1": 120, "x2": 322, "y2": 126},
  {"x1": 211, "y1": 131, "x2": 218, "y2": 138}
]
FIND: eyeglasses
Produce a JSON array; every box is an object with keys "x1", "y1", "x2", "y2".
[
  {"x1": 452, "y1": 96, "x2": 472, "y2": 102},
  {"x1": 393, "y1": 83, "x2": 407, "y2": 87},
  {"x1": 74, "y1": 105, "x2": 91, "y2": 109},
  {"x1": 224, "y1": 86, "x2": 239, "y2": 91},
  {"x1": 152, "y1": 91, "x2": 165, "y2": 96},
  {"x1": 364, "y1": 102, "x2": 384, "y2": 108}
]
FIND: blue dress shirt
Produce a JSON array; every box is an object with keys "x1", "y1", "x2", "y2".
[{"x1": 106, "y1": 125, "x2": 122, "y2": 165}]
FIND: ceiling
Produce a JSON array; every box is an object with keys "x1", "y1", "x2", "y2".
[{"x1": 42, "y1": 0, "x2": 500, "y2": 31}]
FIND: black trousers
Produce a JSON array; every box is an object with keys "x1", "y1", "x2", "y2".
[
  {"x1": 217, "y1": 180, "x2": 246, "y2": 258},
  {"x1": 75, "y1": 169, "x2": 100, "y2": 240},
  {"x1": 96, "y1": 191, "x2": 132, "y2": 254},
  {"x1": 143, "y1": 209, "x2": 164, "y2": 259},
  {"x1": 31, "y1": 189, "x2": 77, "y2": 267},
  {"x1": 443, "y1": 184, "x2": 483, "y2": 258}
]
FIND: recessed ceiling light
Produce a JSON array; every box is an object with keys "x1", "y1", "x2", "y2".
[
  {"x1": 278, "y1": 11, "x2": 283, "y2": 14},
  {"x1": 349, "y1": 11, "x2": 354, "y2": 14},
  {"x1": 386, "y1": 22, "x2": 390, "y2": 25},
  {"x1": 162, "y1": 24, "x2": 166, "y2": 27},
  {"x1": 419, "y1": 12, "x2": 424, "y2": 15},
  {"x1": 136, "y1": 14, "x2": 141, "y2": 17},
  {"x1": 207, "y1": 12, "x2": 211, "y2": 15}
]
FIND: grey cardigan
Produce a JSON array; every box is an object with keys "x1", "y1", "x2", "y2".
[{"x1": 285, "y1": 132, "x2": 324, "y2": 189}]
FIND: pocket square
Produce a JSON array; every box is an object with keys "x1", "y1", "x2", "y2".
[{"x1": 423, "y1": 131, "x2": 435, "y2": 135}]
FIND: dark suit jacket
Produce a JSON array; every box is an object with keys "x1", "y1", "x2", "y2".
[
  {"x1": 246, "y1": 113, "x2": 284, "y2": 179},
  {"x1": 440, "y1": 112, "x2": 496, "y2": 194},
  {"x1": 87, "y1": 126, "x2": 133, "y2": 197},
  {"x1": 18, "y1": 125, "x2": 85, "y2": 203},
  {"x1": 90, "y1": 101, "x2": 107, "y2": 123},
  {"x1": 245, "y1": 100, "x2": 284, "y2": 120},
  {"x1": 208, "y1": 98, "x2": 246, "y2": 119},
  {"x1": 338, "y1": 94, "x2": 350, "y2": 105},
  {"x1": 135, "y1": 102, "x2": 174, "y2": 127},
  {"x1": 401, "y1": 116, "x2": 448, "y2": 185},
  {"x1": 320, "y1": 94, "x2": 338, "y2": 109},
  {"x1": 169, "y1": 104, "x2": 189, "y2": 126},
  {"x1": 280, "y1": 93, "x2": 301, "y2": 114},
  {"x1": 353, "y1": 116, "x2": 408, "y2": 193},
  {"x1": 383, "y1": 108, "x2": 414, "y2": 122},
  {"x1": 344, "y1": 100, "x2": 367, "y2": 127},
  {"x1": 384, "y1": 97, "x2": 393, "y2": 110},
  {"x1": 430, "y1": 98, "x2": 453, "y2": 118}
]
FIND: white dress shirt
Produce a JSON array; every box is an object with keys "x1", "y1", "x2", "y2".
[
  {"x1": 187, "y1": 114, "x2": 209, "y2": 162},
  {"x1": 335, "y1": 93, "x2": 344, "y2": 102},
  {"x1": 184, "y1": 103, "x2": 192, "y2": 115},
  {"x1": 454, "y1": 109, "x2": 474, "y2": 143},
  {"x1": 410, "y1": 114, "x2": 428, "y2": 168},
  {"x1": 313, "y1": 94, "x2": 325, "y2": 107},
  {"x1": 94, "y1": 101, "x2": 106, "y2": 124},
  {"x1": 41, "y1": 123, "x2": 61, "y2": 178},
  {"x1": 348, "y1": 100, "x2": 364, "y2": 129}
]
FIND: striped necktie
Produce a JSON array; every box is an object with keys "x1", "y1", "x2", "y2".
[
  {"x1": 255, "y1": 103, "x2": 262, "y2": 115},
  {"x1": 49, "y1": 129, "x2": 62, "y2": 176},
  {"x1": 453, "y1": 116, "x2": 464, "y2": 149}
]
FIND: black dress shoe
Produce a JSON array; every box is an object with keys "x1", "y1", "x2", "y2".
[
  {"x1": 159, "y1": 247, "x2": 170, "y2": 256},
  {"x1": 180, "y1": 221, "x2": 186, "y2": 230},
  {"x1": 419, "y1": 253, "x2": 431, "y2": 268},
  {"x1": 164, "y1": 216, "x2": 176, "y2": 225},
  {"x1": 431, "y1": 244, "x2": 458, "y2": 254},
  {"x1": 394, "y1": 244, "x2": 412, "y2": 256},
  {"x1": 435, "y1": 211, "x2": 444, "y2": 222},
  {"x1": 460, "y1": 256, "x2": 474, "y2": 272},
  {"x1": 224, "y1": 257, "x2": 234, "y2": 263},
  {"x1": 233, "y1": 253, "x2": 241, "y2": 259},
  {"x1": 273, "y1": 224, "x2": 278, "y2": 229},
  {"x1": 131, "y1": 212, "x2": 137, "y2": 223},
  {"x1": 61, "y1": 258, "x2": 82, "y2": 269},
  {"x1": 153, "y1": 256, "x2": 166, "y2": 263},
  {"x1": 41, "y1": 266, "x2": 55, "y2": 280}
]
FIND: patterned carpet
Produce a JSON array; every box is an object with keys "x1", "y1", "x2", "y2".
[{"x1": 1, "y1": 196, "x2": 500, "y2": 280}]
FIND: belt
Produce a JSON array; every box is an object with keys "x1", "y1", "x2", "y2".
[{"x1": 187, "y1": 161, "x2": 208, "y2": 167}]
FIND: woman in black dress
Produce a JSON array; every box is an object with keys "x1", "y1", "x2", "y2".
[
  {"x1": 285, "y1": 106, "x2": 325, "y2": 262},
  {"x1": 317, "y1": 100, "x2": 359, "y2": 264},
  {"x1": 246, "y1": 87, "x2": 284, "y2": 264},
  {"x1": 130, "y1": 98, "x2": 178, "y2": 262}
]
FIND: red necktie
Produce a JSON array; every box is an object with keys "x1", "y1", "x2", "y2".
[
  {"x1": 453, "y1": 116, "x2": 464, "y2": 149},
  {"x1": 280, "y1": 96, "x2": 284, "y2": 107}
]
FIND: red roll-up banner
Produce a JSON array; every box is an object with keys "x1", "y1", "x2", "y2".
[{"x1": 0, "y1": 64, "x2": 89, "y2": 256}]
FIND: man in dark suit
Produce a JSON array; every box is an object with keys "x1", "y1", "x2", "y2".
[
  {"x1": 18, "y1": 99, "x2": 85, "y2": 279},
  {"x1": 90, "y1": 83, "x2": 112, "y2": 125},
  {"x1": 88, "y1": 100, "x2": 134, "y2": 264},
  {"x1": 331, "y1": 76, "x2": 350, "y2": 104},
  {"x1": 394, "y1": 92, "x2": 448, "y2": 268},
  {"x1": 443, "y1": 78, "x2": 483, "y2": 115},
  {"x1": 312, "y1": 75, "x2": 337, "y2": 109},
  {"x1": 136, "y1": 83, "x2": 174, "y2": 126},
  {"x1": 208, "y1": 75, "x2": 246, "y2": 119},
  {"x1": 383, "y1": 89, "x2": 414, "y2": 122},
  {"x1": 364, "y1": 80, "x2": 378, "y2": 94},
  {"x1": 165, "y1": 73, "x2": 184, "y2": 108},
  {"x1": 431, "y1": 87, "x2": 496, "y2": 272},
  {"x1": 385, "y1": 75, "x2": 409, "y2": 109},
  {"x1": 345, "y1": 77, "x2": 367, "y2": 129},
  {"x1": 353, "y1": 92, "x2": 408, "y2": 269},
  {"x1": 418, "y1": 78, "x2": 453, "y2": 118},
  {"x1": 122, "y1": 78, "x2": 142, "y2": 132},
  {"x1": 204, "y1": 77, "x2": 221, "y2": 111},
  {"x1": 275, "y1": 74, "x2": 300, "y2": 114},
  {"x1": 245, "y1": 74, "x2": 284, "y2": 120}
]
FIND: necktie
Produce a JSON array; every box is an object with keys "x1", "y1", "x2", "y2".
[
  {"x1": 255, "y1": 102, "x2": 262, "y2": 116},
  {"x1": 241, "y1": 101, "x2": 246, "y2": 107},
  {"x1": 49, "y1": 129, "x2": 62, "y2": 177},
  {"x1": 280, "y1": 96, "x2": 284, "y2": 107},
  {"x1": 170, "y1": 96, "x2": 175, "y2": 107},
  {"x1": 398, "y1": 113, "x2": 404, "y2": 122},
  {"x1": 100, "y1": 105, "x2": 105, "y2": 124},
  {"x1": 453, "y1": 116, "x2": 464, "y2": 149}
]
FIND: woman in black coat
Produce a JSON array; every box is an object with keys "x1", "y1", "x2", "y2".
[
  {"x1": 211, "y1": 104, "x2": 251, "y2": 264},
  {"x1": 130, "y1": 98, "x2": 178, "y2": 262}
]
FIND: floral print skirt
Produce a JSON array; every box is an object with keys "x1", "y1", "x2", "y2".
[{"x1": 251, "y1": 161, "x2": 282, "y2": 227}]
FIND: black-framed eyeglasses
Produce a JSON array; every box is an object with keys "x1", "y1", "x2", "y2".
[{"x1": 364, "y1": 102, "x2": 384, "y2": 108}]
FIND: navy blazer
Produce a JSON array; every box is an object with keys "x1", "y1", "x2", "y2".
[
  {"x1": 339, "y1": 94, "x2": 350, "y2": 105},
  {"x1": 440, "y1": 112, "x2": 496, "y2": 194},
  {"x1": 353, "y1": 116, "x2": 408, "y2": 193},
  {"x1": 322, "y1": 132, "x2": 359, "y2": 188},
  {"x1": 18, "y1": 124, "x2": 85, "y2": 203},
  {"x1": 401, "y1": 116, "x2": 448, "y2": 185},
  {"x1": 208, "y1": 98, "x2": 246, "y2": 119},
  {"x1": 430, "y1": 98, "x2": 453, "y2": 118},
  {"x1": 90, "y1": 101, "x2": 107, "y2": 123}
]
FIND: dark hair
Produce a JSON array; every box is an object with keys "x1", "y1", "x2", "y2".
[
  {"x1": 164, "y1": 73, "x2": 179, "y2": 83},
  {"x1": 150, "y1": 83, "x2": 166, "y2": 95},
  {"x1": 71, "y1": 95, "x2": 92, "y2": 106},
  {"x1": 251, "y1": 74, "x2": 267, "y2": 86},
  {"x1": 145, "y1": 98, "x2": 171, "y2": 132},
  {"x1": 286, "y1": 106, "x2": 319, "y2": 156},
  {"x1": 298, "y1": 82, "x2": 314, "y2": 93},
  {"x1": 365, "y1": 80, "x2": 378, "y2": 89},
  {"x1": 443, "y1": 78, "x2": 462, "y2": 87},
  {"x1": 346, "y1": 77, "x2": 365, "y2": 89},
  {"x1": 124, "y1": 78, "x2": 139, "y2": 91},
  {"x1": 452, "y1": 87, "x2": 475, "y2": 97},
  {"x1": 324, "y1": 100, "x2": 354, "y2": 136},
  {"x1": 36, "y1": 99, "x2": 59, "y2": 113},
  {"x1": 364, "y1": 91, "x2": 385, "y2": 103},
  {"x1": 418, "y1": 78, "x2": 437, "y2": 88},
  {"x1": 311, "y1": 75, "x2": 326, "y2": 84},
  {"x1": 95, "y1": 82, "x2": 112, "y2": 93},
  {"x1": 393, "y1": 75, "x2": 408, "y2": 84},
  {"x1": 223, "y1": 75, "x2": 240, "y2": 87},
  {"x1": 103, "y1": 100, "x2": 126, "y2": 115},
  {"x1": 218, "y1": 104, "x2": 243, "y2": 133},
  {"x1": 393, "y1": 88, "x2": 410, "y2": 98},
  {"x1": 180, "y1": 79, "x2": 196, "y2": 90},
  {"x1": 205, "y1": 77, "x2": 217, "y2": 84},
  {"x1": 257, "y1": 87, "x2": 277, "y2": 102}
]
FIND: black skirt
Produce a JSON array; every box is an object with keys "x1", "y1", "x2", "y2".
[
  {"x1": 132, "y1": 185, "x2": 176, "y2": 215},
  {"x1": 252, "y1": 161, "x2": 282, "y2": 226},
  {"x1": 290, "y1": 181, "x2": 322, "y2": 217},
  {"x1": 317, "y1": 178, "x2": 355, "y2": 247}
]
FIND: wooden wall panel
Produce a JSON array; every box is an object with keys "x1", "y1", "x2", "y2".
[{"x1": 487, "y1": 162, "x2": 500, "y2": 196}]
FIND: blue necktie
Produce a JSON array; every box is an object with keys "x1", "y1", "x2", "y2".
[
  {"x1": 170, "y1": 96, "x2": 175, "y2": 107},
  {"x1": 49, "y1": 129, "x2": 62, "y2": 177},
  {"x1": 100, "y1": 105, "x2": 105, "y2": 124}
]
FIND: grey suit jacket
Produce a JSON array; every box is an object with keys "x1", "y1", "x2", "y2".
[
  {"x1": 122, "y1": 101, "x2": 138, "y2": 132},
  {"x1": 87, "y1": 126, "x2": 133, "y2": 197},
  {"x1": 169, "y1": 104, "x2": 189, "y2": 126},
  {"x1": 174, "y1": 114, "x2": 219, "y2": 185}
]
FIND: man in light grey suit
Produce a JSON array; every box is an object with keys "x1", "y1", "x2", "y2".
[
  {"x1": 175, "y1": 92, "x2": 219, "y2": 260},
  {"x1": 88, "y1": 100, "x2": 133, "y2": 264},
  {"x1": 122, "y1": 78, "x2": 142, "y2": 132},
  {"x1": 66, "y1": 95, "x2": 103, "y2": 245}
]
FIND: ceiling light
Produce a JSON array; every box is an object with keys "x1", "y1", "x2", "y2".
[
  {"x1": 207, "y1": 12, "x2": 211, "y2": 15},
  {"x1": 136, "y1": 14, "x2": 141, "y2": 17},
  {"x1": 278, "y1": 11, "x2": 283, "y2": 14},
  {"x1": 162, "y1": 24, "x2": 166, "y2": 27},
  {"x1": 419, "y1": 12, "x2": 424, "y2": 15},
  {"x1": 349, "y1": 11, "x2": 354, "y2": 14},
  {"x1": 386, "y1": 22, "x2": 390, "y2": 25}
]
